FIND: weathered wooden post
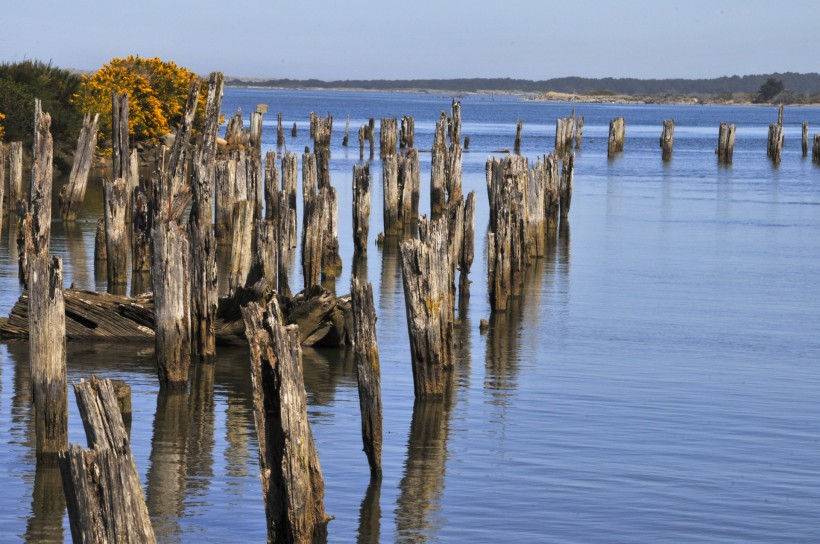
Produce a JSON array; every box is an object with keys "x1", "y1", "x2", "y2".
[
  {"x1": 277, "y1": 112, "x2": 285, "y2": 147},
  {"x1": 313, "y1": 114, "x2": 332, "y2": 189},
  {"x1": 368, "y1": 118, "x2": 376, "y2": 160},
  {"x1": 464, "y1": 135, "x2": 470, "y2": 150},
  {"x1": 9, "y1": 141, "x2": 24, "y2": 215},
  {"x1": 555, "y1": 115, "x2": 575, "y2": 155},
  {"x1": 397, "y1": 149, "x2": 420, "y2": 227},
  {"x1": 58, "y1": 113, "x2": 100, "y2": 220},
  {"x1": 112, "y1": 93, "x2": 130, "y2": 187},
  {"x1": 353, "y1": 163, "x2": 371, "y2": 253},
  {"x1": 302, "y1": 152, "x2": 318, "y2": 210},
  {"x1": 228, "y1": 200, "x2": 255, "y2": 294},
  {"x1": 358, "y1": 124, "x2": 366, "y2": 160},
  {"x1": 399, "y1": 216, "x2": 454, "y2": 398},
  {"x1": 242, "y1": 300, "x2": 331, "y2": 543},
  {"x1": 514, "y1": 119, "x2": 523, "y2": 155},
  {"x1": 447, "y1": 101, "x2": 463, "y2": 205},
  {"x1": 716, "y1": 122, "x2": 736, "y2": 164},
  {"x1": 59, "y1": 377, "x2": 155, "y2": 544},
  {"x1": 250, "y1": 110, "x2": 264, "y2": 151},
  {"x1": 25, "y1": 102, "x2": 67, "y2": 461},
  {"x1": 103, "y1": 177, "x2": 129, "y2": 286},
  {"x1": 351, "y1": 277, "x2": 383, "y2": 479},
  {"x1": 382, "y1": 154, "x2": 399, "y2": 236},
  {"x1": 560, "y1": 154, "x2": 574, "y2": 219},
  {"x1": 459, "y1": 191, "x2": 476, "y2": 297},
  {"x1": 812, "y1": 134, "x2": 820, "y2": 164},
  {"x1": 281, "y1": 152, "x2": 298, "y2": 252},
  {"x1": 94, "y1": 217, "x2": 106, "y2": 266},
  {"x1": 767, "y1": 122, "x2": 784, "y2": 165},
  {"x1": 607, "y1": 117, "x2": 625, "y2": 157},
  {"x1": 264, "y1": 151, "x2": 279, "y2": 222},
  {"x1": 292, "y1": 121, "x2": 297, "y2": 138},
  {"x1": 544, "y1": 154, "x2": 560, "y2": 232},
  {"x1": 214, "y1": 159, "x2": 234, "y2": 244},
  {"x1": 0, "y1": 143, "x2": 4, "y2": 238},
  {"x1": 131, "y1": 186, "x2": 150, "y2": 275},
  {"x1": 575, "y1": 116, "x2": 584, "y2": 149},
  {"x1": 343, "y1": 114, "x2": 350, "y2": 147},
  {"x1": 380, "y1": 117, "x2": 397, "y2": 158},
  {"x1": 320, "y1": 186, "x2": 342, "y2": 278},
  {"x1": 189, "y1": 71, "x2": 223, "y2": 361},
  {"x1": 302, "y1": 191, "x2": 323, "y2": 288},
  {"x1": 400, "y1": 115, "x2": 415, "y2": 149},
  {"x1": 802, "y1": 122, "x2": 809, "y2": 157},
  {"x1": 430, "y1": 115, "x2": 448, "y2": 218},
  {"x1": 660, "y1": 119, "x2": 675, "y2": 161},
  {"x1": 225, "y1": 109, "x2": 247, "y2": 149}
]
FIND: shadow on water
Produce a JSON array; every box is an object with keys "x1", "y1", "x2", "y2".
[{"x1": 395, "y1": 394, "x2": 454, "y2": 542}]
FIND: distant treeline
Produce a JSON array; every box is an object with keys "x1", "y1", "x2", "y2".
[{"x1": 225, "y1": 73, "x2": 820, "y2": 96}]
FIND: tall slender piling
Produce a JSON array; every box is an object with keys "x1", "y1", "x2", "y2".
[
  {"x1": 59, "y1": 377, "x2": 155, "y2": 544},
  {"x1": 112, "y1": 93, "x2": 130, "y2": 187},
  {"x1": 380, "y1": 118, "x2": 397, "y2": 158},
  {"x1": 189, "y1": 71, "x2": 223, "y2": 361},
  {"x1": 277, "y1": 112, "x2": 285, "y2": 147},
  {"x1": 313, "y1": 114, "x2": 332, "y2": 189},
  {"x1": 400, "y1": 115, "x2": 415, "y2": 149},
  {"x1": 25, "y1": 102, "x2": 67, "y2": 461},
  {"x1": 353, "y1": 163, "x2": 371, "y2": 253},
  {"x1": 132, "y1": 186, "x2": 151, "y2": 273},
  {"x1": 358, "y1": 125, "x2": 366, "y2": 160},
  {"x1": 242, "y1": 300, "x2": 331, "y2": 544},
  {"x1": 660, "y1": 119, "x2": 675, "y2": 161},
  {"x1": 58, "y1": 113, "x2": 100, "y2": 220},
  {"x1": 351, "y1": 277, "x2": 383, "y2": 479},
  {"x1": 281, "y1": 152, "x2": 298, "y2": 251},
  {"x1": 302, "y1": 191, "x2": 323, "y2": 288},
  {"x1": 397, "y1": 149, "x2": 420, "y2": 227},
  {"x1": 103, "y1": 177, "x2": 129, "y2": 287},
  {"x1": 9, "y1": 141, "x2": 24, "y2": 215},
  {"x1": 250, "y1": 110, "x2": 264, "y2": 151},
  {"x1": 228, "y1": 200, "x2": 255, "y2": 294},
  {"x1": 717, "y1": 122, "x2": 736, "y2": 164},
  {"x1": 767, "y1": 105, "x2": 784, "y2": 166},
  {"x1": 812, "y1": 134, "x2": 820, "y2": 164},
  {"x1": 802, "y1": 122, "x2": 809, "y2": 157},
  {"x1": 382, "y1": 155, "x2": 399, "y2": 236},
  {"x1": 459, "y1": 191, "x2": 476, "y2": 296},
  {"x1": 399, "y1": 216, "x2": 454, "y2": 398},
  {"x1": 607, "y1": 117, "x2": 625, "y2": 157},
  {"x1": 514, "y1": 120, "x2": 523, "y2": 155},
  {"x1": 575, "y1": 116, "x2": 584, "y2": 149},
  {"x1": 560, "y1": 154, "x2": 574, "y2": 219},
  {"x1": 430, "y1": 114, "x2": 448, "y2": 218},
  {"x1": 368, "y1": 118, "x2": 376, "y2": 160}
]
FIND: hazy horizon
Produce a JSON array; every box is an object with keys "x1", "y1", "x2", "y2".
[{"x1": 2, "y1": 1, "x2": 817, "y2": 81}]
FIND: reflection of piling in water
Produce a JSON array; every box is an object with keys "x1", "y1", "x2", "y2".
[
  {"x1": 607, "y1": 116, "x2": 625, "y2": 157},
  {"x1": 186, "y1": 362, "x2": 216, "y2": 494},
  {"x1": 146, "y1": 389, "x2": 189, "y2": 541},
  {"x1": 242, "y1": 299, "x2": 331, "y2": 543},
  {"x1": 395, "y1": 396, "x2": 453, "y2": 541},
  {"x1": 356, "y1": 477, "x2": 382, "y2": 544},
  {"x1": 63, "y1": 220, "x2": 90, "y2": 287},
  {"x1": 26, "y1": 462, "x2": 65, "y2": 544},
  {"x1": 716, "y1": 122, "x2": 736, "y2": 164},
  {"x1": 351, "y1": 278, "x2": 383, "y2": 478},
  {"x1": 400, "y1": 216, "x2": 454, "y2": 398},
  {"x1": 61, "y1": 377, "x2": 155, "y2": 543},
  {"x1": 660, "y1": 119, "x2": 675, "y2": 162}
]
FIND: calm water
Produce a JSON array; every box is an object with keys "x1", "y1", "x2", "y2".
[{"x1": 1, "y1": 89, "x2": 820, "y2": 543}]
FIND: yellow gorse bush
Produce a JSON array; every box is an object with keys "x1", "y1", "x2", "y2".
[
  {"x1": 0, "y1": 111, "x2": 5, "y2": 140},
  {"x1": 72, "y1": 55, "x2": 207, "y2": 145}
]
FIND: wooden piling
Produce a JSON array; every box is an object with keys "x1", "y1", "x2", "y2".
[
  {"x1": 607, "y1": 117, "x2": 625, "y2": 157},
  {"x1": 131, "y1": 187, "x2": 150, "y2": 273},
  {"x1": 575, "y1": 116, "x2": 584, "y2": 149},
  {"x1": 560, "y1": 154, "x2": 574, "y2": 219},
  {"x1": 382, "y1": 155, "x2": 399, "y2": 236},
  {"x1": 302, "y1": 192, "x2": 323, "y2": 288},
  {"x1": 189, "y1": 71, "x2": 223, "y2": 361},
  {"x1": 292, "y1": 121, "x2": 297, "y2": 138},
  {"x1": 313, "y1": 114, "x2": 332, "y2": 189},
  {"x1": 400, "y1": 115, "x2": 415, "y2": 149},
  {"x1": 380, "y1": 118, "x2": 397, "y2": 158},
  {"x1": 353, "y1": 163, "x2": 371, "y2": 253},
  {"x1": 103, "y1": 177, "x2": 129, "y2": 286},
  {"x1": 397, "y1": 149, "x2": 420, "y2": 227},
  {"x1": 94, "y1": 217, "x2": 107, "y2": 265},
  {"x1": 459, "y1": 191, "x2": 476, "y2": 296},
  {"x1": 430, "y1": 115, "x2": 448, "y2": 218},
  {"x1": 281, "y1": 152, "x2": 298, "y2": 251},
  {"x1": 767, "y1": 122, "x2": 784, "y2": 165},
  {"x1": 241, "y1": 300, "x2": 331, "y2": 544},
  {"x1": 464, "y1": 135, "x2": 470, "y2": 150},
  {"x1": 59, "y1": 377, "x2": 155, "y2": 544},
  {"x1": 302, "y1": 152, "x2": 318, "y2": 205},
  {"x1": 514, "y1": 120, "x2": 523, "y2": 155},
  {"x1": 555, "y1": 116, "x2": 575, "y2": 155},
  {"x1": 228, "y1": 200, "x2": 255, "y2": 294},
  {"x1": 717, "y1": 122, "x2": 736, "y2": 164},
  {"x1": 320, "y1": 186, "x2": 342, "y2": 278},
  {"x1": 112, "y1": 94, "x2": 130, "y2": 187},
  {"x1": 350, "y1": 277, "x2": 383, "y2": 479},
  {"x1": 358, "y1": 125, "x2": 366, "y2": 160},
  {"x1": 250, "y1": 111, "x2": 263, "y2": 151},
  {"x1": 399, "y1": 216, "x2": 454, "y2": 398},
  {"x1": 246, "y1": 219, "x2": 278, "y2": 292},
  {"x1": 812, "y1": 134, "x2": 820, "y2": 164},
  {"x1": 368, "y1": 118, "x2": 376, "y2": 160},
  {"x1": 660, "y1": 119, "x2": 674, "y2": 161},
  {"x1": 450, "y1": 99, "x2": 462, "y2": 146},
  {"x1": 9, "y1": 141, "x2": 23, "y2": 215},
  {"x1": 277, "y1": 112, "x2": 285, "y2": 147},
  {"x1": 544, "y1": 154, "x2": 560, "y2": 231},
  {"x1": 802, "y1": 122, "x2": 809, "y2": 157},
  {"x1": 264, "y1": 151, "x2": 279, "y2": 222},
  {"x1": 225, "y1": 109, "x2": 247, "y2": 149},
  {"x1": 25, "y1": 102, "x2": 67, "y2": 460},
  {"x1": 214, "y1": 159, "x2": 234, "y2": 244},
  {"x1": 58, "y1": 113, "x2": 100, "y2": 220}
]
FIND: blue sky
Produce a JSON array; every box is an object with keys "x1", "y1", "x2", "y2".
[{"x1": 1, "y1": 0, "x2": 816, "y2": 79}]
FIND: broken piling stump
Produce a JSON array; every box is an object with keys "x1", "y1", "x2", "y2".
[
  {"x1": 59, "y1": 377, "x2": 155, "y2": 544},
  {"x1": 380, "y1": 117, "x2": 397, "y2": 158},
  {"x1": 717, "y1": 122, "x2": 736, "y2": 164},
  {"x1": 132, "y1": 187, "x2": 151, "y2": 272},
  {"x1": 813, "y1": 134, "x2": 820, "y2": 164},
  {"x1": 607, "y1": 117, "x2": 625, "y2": 157},
  {"x1": 242, "y1": 300, "x2": 331, "y2": 544},
  {"x1": 58, "y1": 113, "x2": 100, "y2": 220},
  {"x1": 430, "y1": 115, "x2": 448, "y2": 218},
  {"x1": 514, "y1": 120, "x2": 523, "y2": 155},
  {"x1": 228, "y1": 200, "x2": 255, "y2": 294},
  {"x1": 353, "y1": 163, "x2": 371, "y2": 253},
  {"x1": 660, "y1": 119, "x2": 674, "y2": 161},
  {"x1": 351, "y1": 277, "x2": 383, "y2": 479},
  {"x1": 400, "y1": 115, "x2": 415, "y2": 149},
  {"x1": 555, "y1": 115, "x2": 575, "y2": 155},
  {"x1": 103, "y1": 177, "x2": 129, "y2": 286}
]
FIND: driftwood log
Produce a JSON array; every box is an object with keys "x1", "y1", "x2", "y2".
[
  {"x1": 351, "y1": 277, "x2": 383, "y2": 478},
  {"x1": 242, "y1": 300, "x2": 331, "y2": 544},
  {"x1": 59, "y1": 377, "x2": 155, "y2": 544},
  {"x1": 59, "y1": 113, "x2": 100, "y2": 220}
]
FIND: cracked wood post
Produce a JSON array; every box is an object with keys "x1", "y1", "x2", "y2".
[
  {"x1": 25, "y1": 102, "x2": 67, "y2": 461},
  {"x1": 351, "y1": 277, "x2": 383, "y2": 479},
  {"x1": 132, "y1": 187, "x2": 151, "y2": 272},
  {"x1": 241, "y1": 300, "x2": 331, "y2": 544},
  {"x1": 660, "y1": 119, "x2": 674, "y2": 161},
  {"x1": 320, "y1": 186, "x2": 342, "y2": 279},
  {"x1": 277, "y1": 112, "x2": 285, "y2": 147},
  {"x1": 313, "y1": 114, "x2": 332, "y2": 189},
  {"x1": 560, "y1": 154, "x2": 574, "y2": 219},
  {"x1": 214, "y1": 159, "x2": 234, "y2": 244},
  {"x1": 302, "y1": 191, "x2": 323, "y2": 288},
  {"x1": 525, "y1": 159, "x2": 547, "y2": 259},
  {"x1": 382, "y1": 154, "x2": 399, "y2": 236},
  {"x1": 250, "y1": 111, "x2": 263, "y2": 151},
  {"x1": 398, "y1": 149, "x2": 420, "y2": 228},
  {"x1": 264, "y1": 150, "x2": 279, "y2": 222},
  {"x1": 59, "y1": 377, "x2": 155, "y2": 544},
  {"x1": 280, "y1": 152, "x2": 298, "y2": 252},
  {"x1": 358, "y1": 125, "x2": 366, "y2": 160},
  {"x1": 399, "y1": 216, "x2": 454, "y2": 398},
  {"x1": 607, "y1": 117, "x2": 625, "y2": 157},
  {"x1": 112, "y1": 93, "x2": 130, "y2": 187},
  {"x1": 353, "y1": 163, "x2": 371, "y2": 254},
  {"x1": 802, "y1": 122, "x2": 809, "y2": 157},
  {"x1": 380, "y1": 118, "x2": 397, "y2": 159},
  {"x1": 228, "y1": 200, "x2": 255, "y2": 294},
  {"x1": 716, "y1": 122, "x2": 736, "y2": 164},
  {"x1": 368, "y1": 118, "x2": 376, "y2": 160},
  {"x1": 459, "y1": 191, "x2": 476, "y2": 297},
  {"x1": 94, "y1": 217, "x2": 106, "y2": 268},
  {"x1": 400, "y1": 115, "x2": 415, "y2": 149},
  {"x1": 430, "y1": 115, "x2": 447, "y2": 218},
  {"x1": 103, "y1": 177, "x2": 129, "y2": 286},
  {"x1": 9, "y1": 141, "x2": 24, "y2": 217},
  {"x1": 246, "y1": 219, "x2": 278, "y2": 292},
  {"x1": 189, "y1": 71, "x2": 223, "y2": 361},
  {"x1": 514, "y1": 119, "x2": 523, "y2": 155},
  {"x1": 555, "y1": 116, "x2": 575, "y2": 155},
  {"x1": 543, "y1": 154, "x2": 560, "y2": 232},
  {"x1": 767, "y1": 122, "x2": 783, "y2": 165},
  {"x1": 302, "y1": 152, "x2": 318, "y2": 212},
  {"x1": 575, "y1": 116, "x2": 584, "y2": 149},
  {"x1": 59, "y1": 113, "x2": 100, "y2": 220}
]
